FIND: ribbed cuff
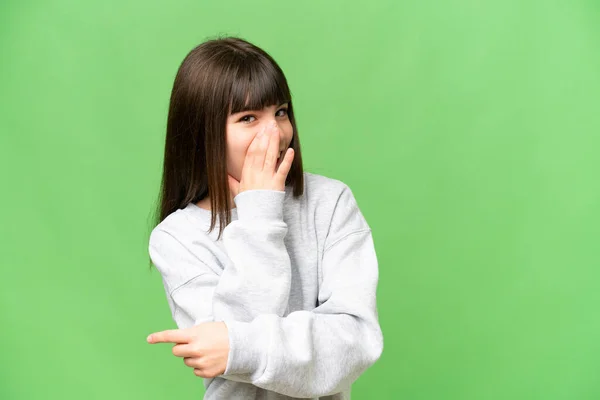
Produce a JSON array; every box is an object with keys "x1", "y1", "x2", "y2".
[
  {"x1": 222, "y1": 319, "x2": 267, "y2": 377},
  {"x1": 233, "y1": 189, "x2": 285, "y2": 221}
]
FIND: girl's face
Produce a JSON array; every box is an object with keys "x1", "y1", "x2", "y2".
[{"x1": 225, "y1": 102, "x2": 293, "y2": 182}]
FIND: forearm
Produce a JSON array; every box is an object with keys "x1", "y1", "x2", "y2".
[
  {"x1": 211, "y1": 189, "x2": 292, "y2": 322},
  {"x1": 221, "y1": 303, "x2": 383, "y2": 397},
  {"x1": 220, "y1": 229, "x2": 383, "y2": 397}
]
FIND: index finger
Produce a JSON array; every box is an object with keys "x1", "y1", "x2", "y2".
[
  {"x1": 265, "y1": 122, "x2": 280, "y2": 170},
  {"x1": 241, "y1": 123, "x2": 268, "y2": 180},
  {"x1": 147, "y1": 328, "x2": 192, "y2": 344}
]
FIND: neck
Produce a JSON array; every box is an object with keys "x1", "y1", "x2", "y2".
[{"x1": 196, "y1": 193, "x2": 236, "y2": 211}]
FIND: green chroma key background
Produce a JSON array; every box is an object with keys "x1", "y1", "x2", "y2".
[{"x1": 1, "y1": 0, "x2": 599, "y2": 399}]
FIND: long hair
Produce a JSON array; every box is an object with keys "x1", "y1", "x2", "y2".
[{"x1": 147, "y1": 36, "x2": 304, "y2": 267}]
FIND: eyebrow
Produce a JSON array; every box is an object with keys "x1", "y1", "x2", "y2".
[{"x1": 232, "y1": 102, "x2": 289, "y2": 115}]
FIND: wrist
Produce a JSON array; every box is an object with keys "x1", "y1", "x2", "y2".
[{"x1": 233, "y1": 189, "x2": 285, "y2": 221}]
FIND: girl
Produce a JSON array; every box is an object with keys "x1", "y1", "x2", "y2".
[{"x1": 147, "y1": 36, "x2": 383, "y2": 400}]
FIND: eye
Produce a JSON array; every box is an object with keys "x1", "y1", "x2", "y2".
[
  {"x1": 239, "y1": 114, "x2": 256, "y2": 123},
  {"x1": 276, "y1": 107, "x2": 289, "y2": 117}
]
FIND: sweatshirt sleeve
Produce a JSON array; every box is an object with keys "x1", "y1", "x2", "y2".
[
  {"x1": 148, "y1": 186, "x2": 383, "y2": 398},
  {"x1": 148, "y1": 189, "x2": 292, "y2": 328},
  {"x1": 218, "y1": 185, "x2": 384, "y2": 397},
  {"x1": 214, "y1": 189, "x2": 292, "y2": 321}
]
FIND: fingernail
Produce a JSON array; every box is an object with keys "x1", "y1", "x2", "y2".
[{"x1": 147, "y1": 335, "x2": 153, "y2": 343}]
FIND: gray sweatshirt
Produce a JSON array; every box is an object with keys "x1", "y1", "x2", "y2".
[{"x1": 148, "y1": 171, "x2": 383, "y2": 399}]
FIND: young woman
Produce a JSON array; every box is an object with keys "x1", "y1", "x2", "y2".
[{"x1": 147, "y1": 36, "x2": 383, "y2": 400}]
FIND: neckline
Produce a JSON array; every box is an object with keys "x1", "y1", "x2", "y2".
[{"x1": 185, "y1": 202, "x2": 238, "y2": 218}]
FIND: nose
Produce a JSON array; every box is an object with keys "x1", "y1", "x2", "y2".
[
  {"x1": 263, "y1": 120, "x2": 283, "y2": 141},
  {"x1": 266, "y1": 119, "x2": 279, "y2": 130},
  {"x1": 260, "y1": 119, "x2": 285, "y2": 142}
]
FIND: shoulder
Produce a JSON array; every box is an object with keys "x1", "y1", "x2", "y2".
[
  {"x1": 149, "y1": 208, "x2": 192, "y2": 248},
  {"x1": 304, "y1": 171, "x2": 371, "y2": 243},
  {"x1": 302, "y1": 171, "x2": 362, "y2": 212},
  {"x1": 302, "y1": 171, "x2": 369, "y2": 235},
  {"x1": 148, "y1": 207, "x2": 219, "y2": 267},
  {"x1": 148, "y1": 208, "x2": 223, "y2": 289},
  {"x1": 303, "y1": 171, "x2": 346, "y2": 191},
  {"x1": 302, "y1": 171, "x2": 351, "y2": 204}
]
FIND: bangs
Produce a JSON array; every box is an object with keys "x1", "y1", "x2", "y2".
[{"x1": 228, "y1": 56, "x2": 291, "y2": 115}]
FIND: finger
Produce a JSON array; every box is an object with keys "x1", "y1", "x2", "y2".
[
  {"x1": 173, "y1": 343, "x2": 194, "y2": 358},
  {"x1": 251, "y1": 123, "x2": 272, "y2": 171},
  {"x1": 147, "y1": 328, "x2": 192, "y2": 344},
  {"x1": 194, "y1": 367, "x2": 217, "y2": 379},
  {"x1": 276, "y1": 147, "x2": 294, "y2": 178},
  {"x1": 264, "y1": 122, "x2": 280, "y2": 172},
  {"x1": 183, "y1": 356, "x2": 197, "y2": 367},
  {"x1": 184, "y1": 357, "x2": 207, "y2": 370},
  {"x1": 243, "y1": 124, "x2": 267, "y2": 181}
]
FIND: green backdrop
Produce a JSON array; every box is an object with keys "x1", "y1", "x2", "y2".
[{"x1": 1, "y1": 0, "x2": 599, "y2": 399}]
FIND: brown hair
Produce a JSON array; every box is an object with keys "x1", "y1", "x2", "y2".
[{"x1": 148, "y1": 36, "x2": 304, "y2": 266}]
